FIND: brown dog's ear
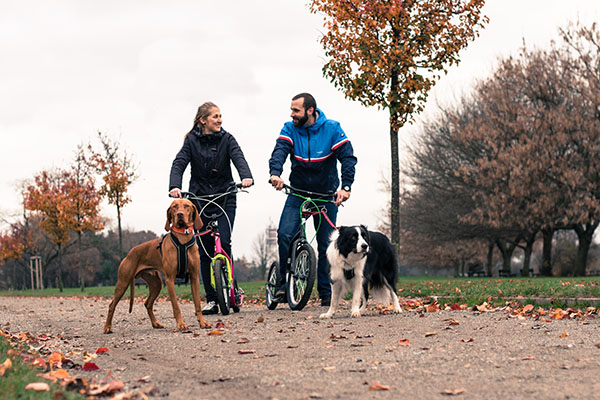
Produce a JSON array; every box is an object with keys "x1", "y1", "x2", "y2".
[
  {"x1": 165, "y1": 204, "x2": 172, "y2": 231},
  {"x1": 192, "y1": 203, "x2": 203, "y2": 230}
]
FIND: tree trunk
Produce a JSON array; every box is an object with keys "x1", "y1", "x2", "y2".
[
  {"x1": 389, "y1": 117, "x2": 400, "y2": 254},
  {"x1": 540, "y1": 228, "x2": 553, "y2": 276},
  {"x1": 573, "y1": 222, "x2": 598, "y2": 276},
  {"x1": 521, "y1": 231, "x2": 537, "y2": 277},
  {"x1": 117, "y1": 201, "x2": 123, "y2": 257},
  {"x1": 78, "y1": 230, "x2": 84, "y2": 291},
  {"x1": 496, "y1": 238, "x2": 518, "y2": 276},
  {"x1": 58, "y1": 244, "x2": 64, "y2": 292},
  {"x1": 486, "y1": 240, "x2": 494, "y2": 277}
]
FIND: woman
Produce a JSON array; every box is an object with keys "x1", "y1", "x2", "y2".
[{"x1": 169, "y1": 102, "x2": 253, "y2": 315}]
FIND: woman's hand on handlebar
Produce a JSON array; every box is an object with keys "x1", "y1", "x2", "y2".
[
  {"x1": 241, "y1": 178, "x2": 254, "y2": 188},
  {"x1": 270, "y1": 175, "x2": 284, "y2": 191},
  {"x1": 169, "y1": 188, "x2": 182, "y2": 198}
]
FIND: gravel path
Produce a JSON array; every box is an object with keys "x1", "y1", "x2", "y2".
[{"x1": 1, "y1": 296, "x2": 599, "y2": 399}]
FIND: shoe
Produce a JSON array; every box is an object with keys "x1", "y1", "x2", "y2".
[
  {"x1": 201, "y1": 301, "x2": 218, "y2": 315},
  {"x1": 274, "y1": 285, "x2": 286, "y2": 302},
  {"x1": 321, "y1": 296, "x2": 331, "y2": 307}
]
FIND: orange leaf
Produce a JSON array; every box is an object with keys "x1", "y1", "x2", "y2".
[
  {"x1": 369, "y1": 381, "x2": 390, "y2": 391},
  {"x1": 560, "y1": 332, "x2": 568, "y2": 338},
  {"x1": 398, "y1": 339, "x2": 410, "y2": 346},
  {"x1": 207, "y1": 330, "x2": 224, "y2": 336},
  {"x1": 0, "y1": 358, "x2": 13, "y2": 376},
  {"x1": 48, "y1": 352, "x2": 63, "y2": 364},
  {"x1": 95, "y1": 347, "x2": 109, "y2": 354},
  {"x1": 522, "y1": 304, "x2": 534, "y2": 313},
  {"x1": 51, "y1": 369, "x2": 70, "y2": 379}
]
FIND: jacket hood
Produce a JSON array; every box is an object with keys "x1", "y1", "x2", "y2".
[{"x1": 291, "y1": 108, "x2": 327, "y2": 135}]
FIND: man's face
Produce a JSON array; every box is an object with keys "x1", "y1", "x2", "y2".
[{"x1": 290, "y1": 98, "x2": 309, "y2": 127}]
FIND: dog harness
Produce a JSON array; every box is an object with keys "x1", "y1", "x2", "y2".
[
  {"x1": 343, "y1": 268, "x2": 355, "y2": 280},
  {"x1": 158, "y1": 232, "x2": 197, "y2": 281}
]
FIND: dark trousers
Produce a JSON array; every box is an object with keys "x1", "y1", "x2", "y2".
[
  {"x1": 276, "y1": 194, "x2": 338, "y2": 299},
  {"x1": 195, "y1": 198, "x2": 236, "y2": 303}
]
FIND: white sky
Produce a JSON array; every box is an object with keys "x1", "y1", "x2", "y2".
[{"x1": 1, "y1": 1, "x2": 600, "y2": 261}]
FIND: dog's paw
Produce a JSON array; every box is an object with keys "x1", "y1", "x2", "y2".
[
  {"x1": 176, "y1": 322, "x2": 189, "y2": 331},
  {"x1": 319, "y1": 313, "x2": 332, "y2": 319},
  {"x1": 103, "y1": 326, "x2": 113, "y2": 334},
  {"x1": 199, "y1": 320, "x2": 211, "y2": 329},
  {"x1": 351, "y1": 310, "x2": 361, "y2": 318},
  {"x1": 152, "y1": 322, "x2": 165, "y2": 329}
]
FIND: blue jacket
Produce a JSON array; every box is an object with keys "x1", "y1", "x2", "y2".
[{"x1": 269, "y1": 108, "x2": 357, "y2": 194}]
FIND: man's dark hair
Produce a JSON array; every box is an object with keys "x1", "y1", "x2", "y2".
[{"x1": 292, "y1": 93, "x2": 317, "y2": 113}]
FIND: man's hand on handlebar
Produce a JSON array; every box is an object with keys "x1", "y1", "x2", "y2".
[
  {"x1": 169, "y1": 188, "x2": 182, "y2": 198},
  {"x1": 270, "y1": 175, "x2": 284, "y2": 191},
  {"x1": 335, "y1": 189, "x2": 350, "y2": 206}
]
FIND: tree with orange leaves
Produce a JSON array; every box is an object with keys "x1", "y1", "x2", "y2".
[
  {"x1": 88, "y1": 132, "x2": 137, "y2": 257},
  {"x1": 309, "y1": 0, "x2": 488, "y2": 250},
  {"x1": 24, "y1": 170, "x2": 73, "y2": 290}
]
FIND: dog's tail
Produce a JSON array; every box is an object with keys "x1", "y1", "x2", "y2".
[{"x1": 129, "y1": 279, "x2": 135, "y2": 313}]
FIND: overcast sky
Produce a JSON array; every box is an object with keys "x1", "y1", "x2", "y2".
[{"x1": 2, "y1": 1, "x2": 600, "y2": 260}]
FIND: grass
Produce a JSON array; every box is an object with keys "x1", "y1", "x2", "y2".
[
  {"x1": 0, "y1": 335, "x2": 84, "y2": 400},
  {"x1": 2, "y1": 277, "x2": 600, "y2": 308}
]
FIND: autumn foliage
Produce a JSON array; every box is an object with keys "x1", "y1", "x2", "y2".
[
  {"x1": 402, "y1": 22, "x2": 600, "y2": 276},
  {"x1": 309, "y1": 0, "x2": 488, "y2": 249}
]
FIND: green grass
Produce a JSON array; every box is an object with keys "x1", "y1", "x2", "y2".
[
  {"x1": 0, "y1": 335, "x2": 84, "y2": 400},
  {"x1": 2, "y1": 277, "x2": 600, "y2": 308},
  {"x1": 396, "y1": 276, "x2": 600, "y2": 307}
]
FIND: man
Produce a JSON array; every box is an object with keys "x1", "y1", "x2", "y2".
[{"x1": 269, "y1": 92, "x2": 357, "y2": 306}]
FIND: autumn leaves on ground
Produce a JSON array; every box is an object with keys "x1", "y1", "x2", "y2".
[{"x1": 2, "y1": 278, "x2": 600, "y2": 399}]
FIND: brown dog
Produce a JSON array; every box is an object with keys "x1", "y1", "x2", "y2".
[{"x1": 103, "y1": 199, "x2": 211, "y2": 333}]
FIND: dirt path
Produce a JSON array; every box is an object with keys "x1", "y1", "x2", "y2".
[{"x1": 1, "y1": 296, "x2": 599, "y2": 399}]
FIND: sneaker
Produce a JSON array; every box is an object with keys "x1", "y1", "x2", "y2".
[
  {"x1": 202, "y1": 301, "x2": 218, "y2": 315},
  {"x1": 321, "y1": 296, "x2": 331, "y2": 307}
]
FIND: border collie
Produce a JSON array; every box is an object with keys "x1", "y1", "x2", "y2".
[{"x1": 320, "y1": 225, "x2": 402, "y2": 318}]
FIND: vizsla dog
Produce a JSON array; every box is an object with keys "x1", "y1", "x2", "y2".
[{"x1": 103, "y1": 198, "x2": 211, "y2": 333}]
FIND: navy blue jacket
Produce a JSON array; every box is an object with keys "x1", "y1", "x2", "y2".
[
  {"x1": 169, "y1": 128, "x2": 252, "y2": 196},
  {"x1": 269, "y1": 108, "x2": 357, "y2": 194}
]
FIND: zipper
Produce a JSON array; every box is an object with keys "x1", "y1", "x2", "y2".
[{"x1": 307, "y1": 130, "x2": 311, "y2": 162}]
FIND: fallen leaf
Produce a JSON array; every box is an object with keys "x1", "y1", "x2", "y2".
[
  {"x1": 95, "y1": 347, "x2": 109, "y2": 354},
  {"x1": 369, "y1": 381, "x2": 390, "y2": 391},
  {"x1": 32, "y1": 358, "x2": 46, "y2": 369},
  {"x1": 560, "y1": 332, "x2": 568, "y2": 338},
  {"x1": 398, "y1": 339, "x2": 410, "y2": 346},
  {"x1": 238, "y1": 349, "x2": 256, "y2": 354},
  {"x1": 207, "y1": 330, "x2": 224, "y2": 336},
  {"x1": 0, "y1": 358, "x2": 13, "y2": 376},
  {"x1": 322, "y1": 366, "x2": 336, "y2": 371},
  {"x1": 82, "y1": 362, "x2": 99, "y2": 371},
  {"x1": 51, "y1": 369, "x2": 70, "y2": 379},
  {"x1": 237, "y1": 338, "x2": 250, "y2": 344},
  {"x1": 425, "y1": 331, "x2": 438, "y2": 337},
  {"x1": 257, "y1": 316, "x2": 264, "y2": 323},
  {"x1": 522, "y1": 304, "x2": 534, "y2": 313},
  {"x1": 48, "y1": 352, "x2": 63, "y2": 365},
  {"x1": 461, "y1": 338, "x2": 474, "y2": 343},
  {"x1": 25, "y1": 382, "x2": 50, "y2": 391},
  {"x1": 443, "y1": 388, "x2": 465, "y2": 396}
]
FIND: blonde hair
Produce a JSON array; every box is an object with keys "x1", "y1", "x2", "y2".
[{"x1": 189, "y1": 102, "x2": 219, "y2": 134}]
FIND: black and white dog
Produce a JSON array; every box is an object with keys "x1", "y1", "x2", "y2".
[{"x1": 320, "y1": 225, "x2": 402, "y2": 318}]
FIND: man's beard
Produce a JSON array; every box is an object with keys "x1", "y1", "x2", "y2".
[{"x1": 293, "y1": 113, "x2": 309, "y2": 127}]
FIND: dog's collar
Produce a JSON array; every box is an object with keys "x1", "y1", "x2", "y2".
[{"x1": 171, "y1": 225, "x2": 194, "y2": 235}]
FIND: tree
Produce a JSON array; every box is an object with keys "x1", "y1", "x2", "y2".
[
  {"x1": 88, "y1": 132, "x2": 137, "y2": 257},
  {"x1": 309, "y1": 0, "x2": 488, "y2": 250},
  {"x1": 64, "y1": 145, "x2": 105, "y2": 289},
  {"x1": 252, "y1": 230, "x2": 273, "y2": 281},
  {"x1": 24, "y1": 170, "x2": 73, "y2": 290}
]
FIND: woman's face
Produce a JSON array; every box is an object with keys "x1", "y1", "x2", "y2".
[{"x1": 200, "y1": 107, "x2": 222, "y2": 134}]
